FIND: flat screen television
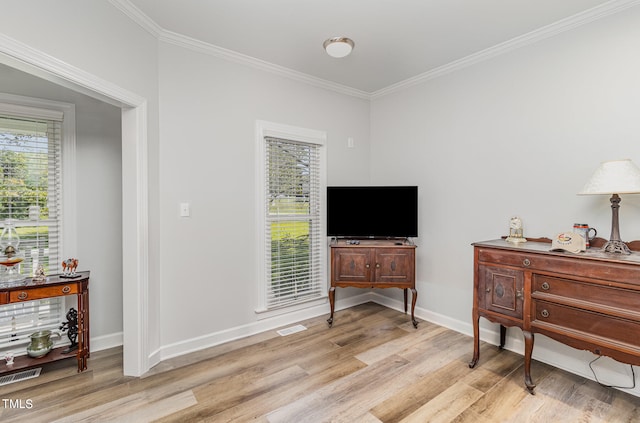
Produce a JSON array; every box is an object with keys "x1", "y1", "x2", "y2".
[{"x1": 326, "y1": 186, "x2": 418, "y2": 238}]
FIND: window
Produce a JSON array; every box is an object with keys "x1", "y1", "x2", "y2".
[
  {"x1": 256, "y1": 121, "x2": 326, "y2": 314},
  {"x1": 0, "y1": 96, "x2": 72, "y2": 351}
]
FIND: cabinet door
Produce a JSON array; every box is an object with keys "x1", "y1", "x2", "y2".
[
  {"x1": 374, "y1": 249, "x2": 415, "y2": 286},
  {"x1": 332, "y1": 248, "x2": 373, "y2": 282},
  {"x1": 478, "y1": 264, "x2": 524, "y2": 319}
]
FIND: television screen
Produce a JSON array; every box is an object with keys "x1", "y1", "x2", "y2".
[{"x1": 326, "y1": 186, "x2": 418, "y2": 238}]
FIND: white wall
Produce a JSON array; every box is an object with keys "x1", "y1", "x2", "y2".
[
  {"x1": 370, "y1": 6, "x2": 640, "y2": 393},
  {"x1": 157, "y1": 42, "x2": 371, "y2": 352},
  {"x1": 0, "y1": 64, "x2": 123, "y2": 346}
]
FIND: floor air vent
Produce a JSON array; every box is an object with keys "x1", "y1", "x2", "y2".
[
  {"x1": 0, "y1": 368, "x2": 42, "y2": 386},
  {"x1": 277, "y1": 324, "x2": 307, "y2": 336}
]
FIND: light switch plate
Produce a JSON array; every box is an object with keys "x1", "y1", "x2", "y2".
[{"x1": 180, "y1": 202, "x2": 190, "y2": 217}]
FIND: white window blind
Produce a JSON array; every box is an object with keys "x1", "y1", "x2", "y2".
[
  {"x1": 0, "y1": 110, "x2": 64, "y2": 351},
  {"x1": 264, "y1": 137, "x2": 323, "y2": 309}
]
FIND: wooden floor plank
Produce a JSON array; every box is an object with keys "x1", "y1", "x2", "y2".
[
  {"x1": 1, "y1": 302, "x2": 639, "y2": 422},
  {"x1": 266, "y1": 354, "x2": 411, "y2": 422},
  {"x1": 399, "y1": 381, "x2": 485, "y2": 423},
  {"x1": 50, "y1": 389, "x2": 198, "y2": 423}
]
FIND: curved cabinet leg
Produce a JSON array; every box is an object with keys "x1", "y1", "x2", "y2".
[
  {"x1": 469, "y1": 314, "x2": 480, "y2": 368},
  {"x1": 410, "y1": 288, "x2": 418, "y2": 328},
  {"x1": 327, "y1": 287, "x2": 336, "y2": 327},
  {"x1": 523, "y1": 330, "x2": 536, "y2": 394}
]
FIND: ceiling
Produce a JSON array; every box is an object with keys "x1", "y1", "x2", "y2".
[{"x1": 125, "y1": 0, "x2": 628, "y2": 95}]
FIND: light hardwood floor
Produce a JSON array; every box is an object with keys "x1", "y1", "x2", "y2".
[{"x1": 1, "y1": 302, "x2": 639, "y2": 422}]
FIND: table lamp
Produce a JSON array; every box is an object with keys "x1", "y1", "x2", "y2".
[{"x1": 578, "y1": 159, "x2": 640, "y2": 254}]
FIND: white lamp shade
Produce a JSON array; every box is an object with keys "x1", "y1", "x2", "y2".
[
  {"x1": 323, "y1": 37, "x2": 354, "y2": 58},
  {"x1": 579, "y1": 159, "x2": 640, "y2": 195}
]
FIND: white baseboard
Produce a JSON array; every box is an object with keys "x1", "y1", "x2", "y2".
[{"x1": 90, "y1": 331, "x2": 123, "y2": 352}]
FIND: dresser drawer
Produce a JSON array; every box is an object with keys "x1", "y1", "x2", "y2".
[
  {"x1": 478, "y1": 248, "x2": 640, "y2": 284},
  {"x1": 533, "y1": 274, "x2": 640, "y2": 317},
  {"x1": 10, "y1": 284, "x2": 78, "y2": 302},
  {"x1": 477, "y1": 249, "x2": 539, "y2": 269},
  {"x1": 532, "y1": 300, "x2": 640, "y2": 348}
]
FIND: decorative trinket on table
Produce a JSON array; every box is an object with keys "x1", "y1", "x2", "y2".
[
  {"x1": 61, "y1": 258, "x2": 80, "y2": 278},
  {"x1": 59, "y1": 308, "x2": 79, "y2": 354},
  {"x1": 506, "y1": 216, "x2": 527, "y2": 243},
  {"x1": 26, "y1": 329, "x2": 61, "y2": 358},
  {"x1": 0, "y1": 219, "x2": 27, "y2": 285},
  {"x1": 34, "y1": 264, "x2": 46, "y2": 282},
  {"x1": 4, "y1": 351, "x2": 14, "y2": 365}
]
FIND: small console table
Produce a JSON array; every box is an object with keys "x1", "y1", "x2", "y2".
[
  {"x1": 328, "y1": 239, "x2": 418, "y2": 328},
  {"x1": 469, "y1": 238, "x2": 640, "y2": 393},
  {"x1": 0, "y1": 271, "x2": 90, "y2": 374}
]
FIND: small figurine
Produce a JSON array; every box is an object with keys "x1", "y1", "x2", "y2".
[
  {"x1": 59, "y1": 308, "x2": 78, "y2": 354},
  {"x1": 62, "y1": 258, "x2": 79, "y2": 277},
  {"x1": 34, "y1": 264, "x2": 46, "y2": 282},
  {"x1": 4, "y1": 351, "x2": 14, "y2": 365}
]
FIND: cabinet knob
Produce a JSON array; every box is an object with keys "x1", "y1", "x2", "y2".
[
  {"x1": 541, "y1": 282, "x2": 550, "y2": 291},
  {"x1": 541, "y1": 309, "x2": 550, "y2": 318},
  {"x1": 523, "y1": 258, "x2": 531, "y2": 267},
  {"x1": 516, "y1": 289, "x2": 524, "y2": 300},
  {"x1": 485, "y1": 288, "x2": 491, "y2": 293},
  {"x1": 365, "y1": 264, "x2": 370, "y2": 268},
  {"x1": 376, "y1": 263, "x2": 381, "y2": 268}
]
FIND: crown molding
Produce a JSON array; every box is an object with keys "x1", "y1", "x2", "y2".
[
  {"x1": 108, "y1": 0, "x2": 163, "y2": 38},
  {"x1": 371, "y1": 0, "x2": 640, "y2": 99},
  {"x1": 110, "y1": 0, "x2": 640, "y2": 101},
  {"x1": 158, "y1": 30, "x2": 371, "y2": 100},
  {"x1": 108, "y1": 0, "x2": 369, "y2": 99}
]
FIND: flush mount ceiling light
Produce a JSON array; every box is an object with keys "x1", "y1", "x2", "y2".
[{"x1": 323, "y1": 37, "x2": 355, "y2": 58}]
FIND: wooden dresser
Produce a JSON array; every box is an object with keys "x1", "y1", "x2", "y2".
[
  {"x1": 469, "y1": 239, "x2": 640, "y2": 393},
  {"x1": 327, "y1": 239, "x2": 417, "y2": 328}
]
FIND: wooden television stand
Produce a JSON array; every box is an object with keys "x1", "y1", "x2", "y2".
[{"x1": 327, "y1": 239, "x2": 417, "y2": 328}]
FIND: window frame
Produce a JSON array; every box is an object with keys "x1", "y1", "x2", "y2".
[
  {"x1": 0, "y1": 93, "x2": 76, "y2": 351},
  {"x1": 255, "y1": 120, "x2": 327, "y2": 318},
  {"x1": 0, "y1": 93, "x2": 76, "y2": 258}
]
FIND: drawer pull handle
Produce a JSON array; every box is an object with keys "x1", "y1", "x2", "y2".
[
  {"x1": 541, "y1": 309, "x2": 550, "y2": 318},
  {"x1": 523, "y1": 259, "x2": 531, "y2": 267},
  {"x1": 541, "y1": 282, "x2": 550, "y2": 290},
  {"x1": 62, "y1": 286, "x2": 71, "y2": 294},
  {"x1": 17, "y1": 291, "x2": 28, "y2": 300},
  {"x1": 516, "y1": 289, "x2": 524, "y2": 300}
]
